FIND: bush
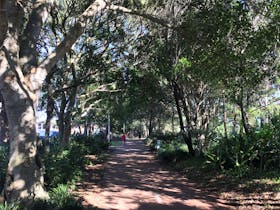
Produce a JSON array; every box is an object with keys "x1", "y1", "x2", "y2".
[
  {"x1": 44, "y1": 135, "x2": 109, "y2": 189},
  {"x1": 0, "y1": 202, "x2": 20, "y2": 210},
  {"x1": 205, "y1": 115, "x2": 280, "y2": 177},
  {"x1": 28, "y1": 185, "x2": 83, "y2": 210},
  {"x1": 144, "y1": 138, "x2": 157, "y2": 151},
  {"x1": 157, "y1": 142, "x2": 189, "y2": 163},
  {"x1": 49, "y1": 184, "x2": 83, "y2": 210},
  {"x1": 0, "y1": 135, "x2": 108, "y2": 209}
]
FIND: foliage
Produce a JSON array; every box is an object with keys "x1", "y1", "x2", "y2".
[
  {"x1": 28, "y1": 184, "x2": 83, "y2": 210},
  {"x1": 144, "y1": 137, "x2": 157, "y2": 151},
  {"x1": 157, "y1": 143, "x2": 189, "y2": 162},
  {"x1": 0, "y1": 135, "x2": 109, "y2": 209},
  {"x1": 0, "y1": 202, "x2": 19, "y2": 210},
  {"x1": 157, "y1": 140, "x2": 189, "y2": 163},
  {"x1": 44, "y1": 135, "x2": 109, "y2": 189},
  {"x1": 206, "y1": 115, "x2": 280, "y2": 177},
  {"x1": 149, "y1": 132, "x2": 181, "y2": 143}
]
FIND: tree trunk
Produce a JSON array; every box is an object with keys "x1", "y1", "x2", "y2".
[
  {"x1": 63, "y1": 115, "x2": 72, "y2": 145},
  {"x1": 0, "y1": 93, "x2": 8, "y2": 144},
  {"x1": 172, "y1": 82, "x2": 195, "y2": 156},
  {"x1": 232, "y1": 106, "x2": 237, "y2": 134},
  {"x1": 198, "y1": 133, "x2": 205, "y2": 157},
  {"x1": 171, "y1": 106, "x2": 175, "y2": 133},
  {"x1": 0, "y1": 0, "x2": 109, "y2": 203},
  {"x1": 57, "y1": 96, "x2": 66, "y2": 146},
  {"x1": 237, "y1": 90, "x2": 250, "y2": 137},
  {"x1": 172, "y1": 83, "x2": 184, "y2": 132},
  {"x1": 62, "y1": 86, "x2": 77, "y2": 145},
  {"x1": 148, "y1": 111, "x2": 153, "y2": 136},
  {"x1": 240, "y1": 101, "x2": 250, "y2": 137},
  {"x1": 84, "y1": 121, "x2": 88, "y2": 136},
  {"x1": 45, "y1": 82, "x2": 54, "y2": 152},
  {"x1": 222, "y1": 96, "x2": 228, "y2": 139},
  {"x1": 1, "y1": 85, "x2": 48, "y2": 203}
]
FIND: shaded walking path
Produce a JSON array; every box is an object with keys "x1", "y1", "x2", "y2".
[{"x1": 76, "y1": 140, "x2": 235, "y2": 210}]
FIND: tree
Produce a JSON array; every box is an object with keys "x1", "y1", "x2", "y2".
[
  {"x1": 0, "y1": 0, "x2": 171, "y2": 203},
  {"x1": 189, "y1": 0, "x2": 280, "y2": 137}
]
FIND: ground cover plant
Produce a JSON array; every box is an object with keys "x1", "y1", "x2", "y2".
[
  {"x1": 146, "y1": 127, "x2": 280, "y2": 208},
  {"x1": 0, "y1": 135, "x2": 109, "y2": 210}
]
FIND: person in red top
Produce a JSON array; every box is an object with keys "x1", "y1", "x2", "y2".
[{"x1": 121, "y1": 133, "x2": 126, "y2": 145}]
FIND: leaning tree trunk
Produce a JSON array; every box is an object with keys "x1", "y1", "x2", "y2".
[{"x1": 172, "y1": 81, "x2": 195, "y2": 156}]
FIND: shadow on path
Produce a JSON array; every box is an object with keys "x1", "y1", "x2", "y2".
[{"x1": 76, "y1": 140, "x2": 235, "y2": 210}]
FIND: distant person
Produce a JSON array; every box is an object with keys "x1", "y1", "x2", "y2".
[{"x1": 121, "y1": 133, "x2": 126, "y2": 145}]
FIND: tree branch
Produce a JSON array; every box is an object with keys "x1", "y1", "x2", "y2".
[
  {"x1": 108, "y1": 4, "x2": 174, "y2": 29},
  {"x1": 20, "y1": 0, "x2": 53, "y2": 71},
  {"x1": 33, "y1": 0, "x2": 107, "y2": 90},
  {"x1": 1, "y1": 46, "x2": 36, "y2": 103},
  {"x1": 33, "y1": 0, "x2": 174, "y2": 91}
]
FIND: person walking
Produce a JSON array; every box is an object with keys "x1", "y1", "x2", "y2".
[{"x1": 121, "y1": 133, "x2": 126, "y2": 145}]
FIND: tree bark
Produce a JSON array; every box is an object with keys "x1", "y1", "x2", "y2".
[
  {"x1": 45, "y1": 89, "x2": 54, "y2": 152},
  {"x1": 222, "y1": 96, "x2": 228, "y2": 139},
  {"x1": 239, "y1": 101, "x2": 250, "y2": 137},
  {"x1": 237, "y1": 90, "x2": 251, "y2": 137},
  {"x1": 172, "y1": 82, "x2": 184, "y2": 133},
  {"x1": 62, "y1": 85, "x2": 77, "y2": 145},
  {"x1": 172, "y1": 81, "x2": 195, "y2": 156},
  {"x1": 1, "y1": 82, "x2": 48, "y2": 203},
  {"x1": 0, "y1": 93, "x2": 8, "y2": 144},
  {"x1": 0, "y1": 0, "x2": 168, "y2": 203},
  {"x1": 232, "y1": 106, "x2": 237, "y2": 134},
  {"x1": 57, "y1": 93, "x2": 67, "y2": 146},
  {"x1": 148, "y1": 111, "x2": 154, "y2": 136},
  {"x1": 0, "y1": 1, "x2": 49, "y2": 203}
]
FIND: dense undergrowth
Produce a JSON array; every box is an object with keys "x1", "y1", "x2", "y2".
[
  {"x1": 0, "y1": 134, "x2": 109, "y2": 210},
  {"x1": 145, "y1": 116, "x2": 280, "y2": 195}
]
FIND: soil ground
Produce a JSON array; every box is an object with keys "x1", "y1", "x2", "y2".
[{"x1": 75, "y1": 139, "x2": 237, "y2": 210}]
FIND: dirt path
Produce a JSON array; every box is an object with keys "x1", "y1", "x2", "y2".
[{"x1": 76, "y1": 140, "x2": 235, "y2": 210}]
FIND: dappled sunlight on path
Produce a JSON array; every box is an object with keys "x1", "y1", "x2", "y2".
[{"x1": 76, "y1": 140, "x2": 235, "y2": 210}]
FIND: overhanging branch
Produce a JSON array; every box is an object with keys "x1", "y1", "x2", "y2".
[{"x1": 108, "y1": 4, "x2": 174, "y2": 29}]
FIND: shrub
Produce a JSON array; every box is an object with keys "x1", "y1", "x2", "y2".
[
  {"x1": 44, "y1": 135, "x2": 109, "y2": 189},
  {"x1": 144, "y1": 138, "x2": 157, "y2": 151},
  {"x1": 29, "y1": 185, "x2": 83, "y2": 210},
  {"x1": 0, "y1": 202, "x2": 19, "y2": 210},
  {"x1": 205, "y1": 115, "x2": 280, "y2": 177},
  {"x1": 157, "y1": 142, "x2": 189, "y2": 163}
]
